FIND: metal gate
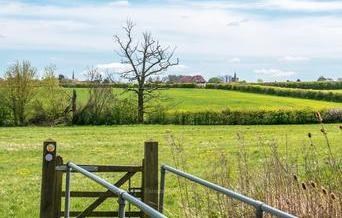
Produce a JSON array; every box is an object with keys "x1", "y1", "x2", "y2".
[{"x1": 40, "y1": 139, "x2": 160, "y2": 218}]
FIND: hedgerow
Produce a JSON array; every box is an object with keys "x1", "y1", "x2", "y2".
[
  {"x1": 205, "y1": 84, "x2": 342, "y2": 102},
  {"x1": 60, "y1": 82, "x2": 198, "y2": 89},
  {"x1": 255, "y1": 81, "x2": 342, "y2": 90},
  {"x1": 147, "y1": 108, "x2": 342, "y2": 125},
  {"x1": 1, "y1": 81, "x2": 341, "y2": 126}
]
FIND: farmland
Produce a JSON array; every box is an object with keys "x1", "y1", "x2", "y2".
[
  {"x1": 0, "y1": 124, "x2": 341, "y2": 217},
  {"x1": 2, "y1": 1, "x2": 342, "y2": 216},
  {"x1": 71, "y1": 88, "x2": 342, "y2": 112},
  {"x1": 1, "y1": 84, "x2": 341, "y2": 216}
]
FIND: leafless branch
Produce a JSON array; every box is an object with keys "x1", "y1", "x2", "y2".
[{"x1": 113, "y1": 19, "x2": 178, "y2": 122}]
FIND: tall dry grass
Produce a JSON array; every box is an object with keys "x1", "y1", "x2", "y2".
[{"x1": 166, "y1": 119, "x2": 341, "y2": 217}]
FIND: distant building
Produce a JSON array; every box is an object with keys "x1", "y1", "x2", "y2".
[
  {"x1": 222, "y1": 72, "x2": 239, "y2": 83},
  {"x1": 178, "y1": 76, "x2": 193, "y2": 83},
  {"x1": 178, "y1": 75, "x2": 206, "y2": 84}
]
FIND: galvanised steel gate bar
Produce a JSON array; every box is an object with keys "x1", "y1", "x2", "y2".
[
  {"x1": 159, "y1": 165, "x2": 297, "y2": 218},
  {"x1": 65, "y1": 162, "x2": 166, "y2": 218}
]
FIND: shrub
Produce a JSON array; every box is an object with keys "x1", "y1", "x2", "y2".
[
  {"x1": 321, "y1": 108, "x2": 342, "y2": 122},
  {"x1": 30, "y1": 65, "x2": 70, "y2": 125},
  {"x1": 73, "y1": 97, "x2": 138, "y2": 125},
  {"x1": 0, "y1": 91, "x2": 12, "y2": 126},
  {"x1": 146, "y1": 104, "x2": 169, "y2": 124},
  {"x1": 109, "y1": 98, "x2": 138, "y2": 124}
]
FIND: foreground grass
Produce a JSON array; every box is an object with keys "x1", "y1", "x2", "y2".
[
  {"x1": 72, "y1": 88, "x2": 342, "y2": 112},
  {"x1": 0, "y1": 124, "x2": 341, "y2": 217}
]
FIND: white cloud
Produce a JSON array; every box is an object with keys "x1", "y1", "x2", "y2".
[
  {"x1": 1, "y1": 1, "x2": 342, "y2": 62},
  {"x1": 96, "y1": 62, "x2": 131, "y2": 73},
  {"x1": 226, "y1": 19, "x2": 248, "y2": 27},
  {"x1": 279, "y1": 56, "x2": 310, "y2": 62},
  {"x1": 96, "y1": 62, "x2": 184, "y2": 74},
  {"x1": 109, "y1": 1, "x2": 129, "y2": 7},
  {"x1": 165, "y1": 64, "x2": 188, "y2": 74},
  {"x1": 172, "y1": 64, "x2": 188, "y2": 70},
  {"x1": 228, "y1": 58, "x2": 241, "y2": 63},
  {"x1": 190, "y1": 0, "x2": 342, "y2": 12},
  {"x1": 266, "y1": 0, "x2": 342, "y2": 12},
  {"x1": 254, "y1": 68, "x2": 297, "y2": 77}
]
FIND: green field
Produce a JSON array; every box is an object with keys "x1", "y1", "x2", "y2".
[
  {"x1": 0, "y1": 124, "x2": 341, "y2": 217},
  {"x1": 73, "y1": 88, "x2": 342, "y2": 112},
  {"x1": 327, "y1": 89, "x2": 342, "y2": 93}
]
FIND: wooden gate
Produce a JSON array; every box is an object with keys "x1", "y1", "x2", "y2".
[{"x1": 40, "y1": 139, "x2": 159, "y2": 218}]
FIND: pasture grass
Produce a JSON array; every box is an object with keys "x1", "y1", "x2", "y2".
[
  {"x1": 327, "y1": 89, "x2": 342, "y2": 93},
  {"x1": 0, "y1": 124, "x2": 341, "y2": 217},
  {"x1": 71, "y1": 88, "x2": 342, "y2": 112}
]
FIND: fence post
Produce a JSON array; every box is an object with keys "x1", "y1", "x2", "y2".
[
  {"x1": 143, "y1": 141, "x2": 159, "y2": 216},
  {"x1": 256, "y1": 203, "x2": 263, "y2": 218},
  {"x1": 40, "y1": 139, "x2": 57, "y2": 218}
]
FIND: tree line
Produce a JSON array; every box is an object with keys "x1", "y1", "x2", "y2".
[{"x1": 1, "y1": 61, "x2": 341, "y2": 126}]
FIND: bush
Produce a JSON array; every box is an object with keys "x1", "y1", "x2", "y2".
[
  {"x1": 73, "y1": 97, "x2": 138, "y2": 125},
  {"x1": 0, "y1": 91, "x2": 12, "y2": 126},
  {"x1": 146, "y1": 104, "x2": 169, "y2": 124},
  {"x1": 30, "y1": 66, "x2": 70, "y2": 125},
  {"x1": 109, "y1": 98, "x2": 138, "y2": 124},
  {"x1": 321, "y1": 108, "x2": 342, "y2": 122}
]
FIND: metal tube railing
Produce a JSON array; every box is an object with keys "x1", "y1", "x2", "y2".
[
  {"x1": 64, "y1": 162, "x2": 166, "y2": 218},
  {"x1": 159, "y1": 164, "x2": 297, "y2": 218},
  {"x1": 64, "y1": 166, "x2": 71, "y2": 218}
]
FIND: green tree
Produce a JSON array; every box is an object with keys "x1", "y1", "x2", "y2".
[
  {"x1": 317, "y1": 76, "x2": 327, "y2": 81},
  {"x1": 4, "y1": 61, "x2": 37, "y2": 125},
  {"x1": 208, "y1": 77, "x2": 222, "y2": 83},
  {"x1": 32, "y1": 64, "x2": 70, "y2": 125}
]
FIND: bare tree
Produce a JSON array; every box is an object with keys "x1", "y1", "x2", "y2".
[
  {"x1": 114, "y1": 20, "x2": 179, "y2": 123},
  {"x1": 73, "y1": 67, "x2": 115, "y2": 124}
]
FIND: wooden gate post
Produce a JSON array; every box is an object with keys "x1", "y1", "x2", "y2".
[
  {"x1": 40, "y1": 139, "x2": 57, "y2": 218},
  {"x1": 143, "y1": 141, "x2": 159, "y2": 215}
]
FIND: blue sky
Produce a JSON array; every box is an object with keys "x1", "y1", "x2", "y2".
[{"x1": 1, "y1": 0, "x2": 342, "y2": 81}]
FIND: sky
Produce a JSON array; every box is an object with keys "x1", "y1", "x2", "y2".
[{"x1": 1, "y1": 0, "x2": 342, "y2": 82}]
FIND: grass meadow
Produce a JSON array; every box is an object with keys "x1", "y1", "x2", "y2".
[
  {"x1": 328, "y1": 89, "x2": 342, "y2": 93},
  {"x1": 71, "y1": 88, "x2": 342, "y2": 112},
  {"x1": 0, "y1": 124, "x2": 341, "y2": 217}
]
